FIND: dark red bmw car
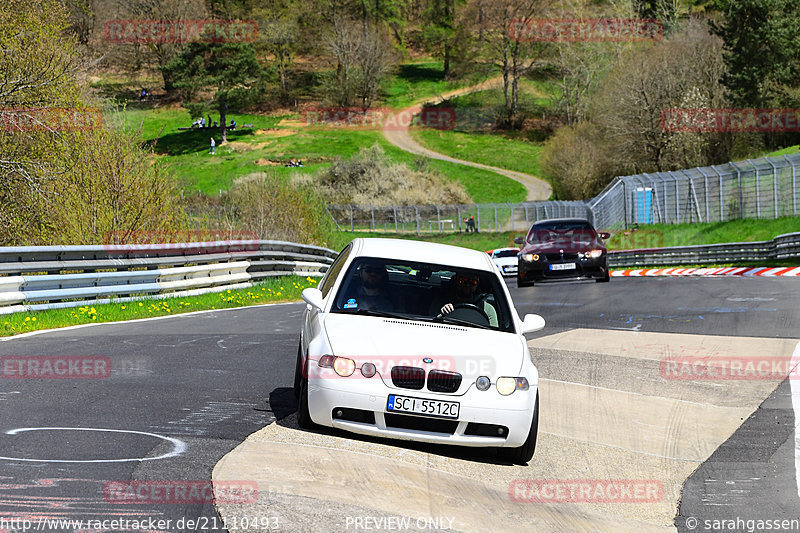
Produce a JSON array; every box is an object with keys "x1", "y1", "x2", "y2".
[{"x1": 514, "y1": 218, "x2": 611, "y2": 287}]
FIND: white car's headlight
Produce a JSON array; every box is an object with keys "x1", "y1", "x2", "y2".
[
  {"x1": 318, "y1": 355, "x2": 356, "y2": 377},
  {"x1": 333, "y1": 357, "x2": 356, "y2": 377},
  {"x1": 496, "y1": 377, "x2": 530, "y2": 396}
]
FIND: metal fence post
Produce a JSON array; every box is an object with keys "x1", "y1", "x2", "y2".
[
  {"x1": 415, "y1": 206, "x2": 420, "y2": 234},
  {"x1": 457, "y1": 206, "x2": 462, "y2": 232},
  {"x1": 711, "y1": 165, "x2": 724, "y2": 221},
  {"x1": 435, "y1": 204, "x2": 441, "y2": 232},
  {"x1": 370, "y1": 205, "x2": 375, "y2": 231},
  {"x1": 476, "y1": 206, "x2": 481, "y2": 232},
  {"x1": 393, "y1": 206, "x2": 398, "y2": 233},
  {"x1": 697, "y1": 168, "x2": 711, "y2": 222},
  {"x1": 746, "y1": 159, "x2": 761, "y2": 218},
  {"x1": 523, "y1": 204, "x2": 529, "y2": 226},
  {"x1": 621, "y1": 180, "x2": 628, "y2": 229},
  {"x1": 507, "y1": 202, "x2": 514, "y2": 231},
  {"x1": 730, "y1": 161, "x2": 744, "y2": 219},
  {"x1": 491, "y1": 203, "x2": 498, "y2": 230},
  {"x1": 784, "y1": 155, "x2": 797, "y2": 215},
  {"x1": 765, "y1": 157, "x2": 779, "y2": 218},
  {"x1": 669, "y1": 172, "x2": 680, "y2": 223},
  {"x1": 349, "y1": 205, "x2": 354, "y2": 231}
]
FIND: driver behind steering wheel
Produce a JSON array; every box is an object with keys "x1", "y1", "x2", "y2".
[{"x1": 432, "y1": 272, "x2": 498, "y2": 327}]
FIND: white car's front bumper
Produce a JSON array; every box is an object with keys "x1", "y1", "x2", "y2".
[{"x1": 306, "y1": 373, "x2": 537, "y2": 448}]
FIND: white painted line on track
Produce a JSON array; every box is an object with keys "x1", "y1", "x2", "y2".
[{"x1": 0, "y1": 427, "x2": 186, "y2": 463}]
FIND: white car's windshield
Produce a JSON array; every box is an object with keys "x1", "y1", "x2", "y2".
[
  {"x1": 493, "y1": 250, "x2": 519, "y2": 259},
  {"x1": 332, "y1": 257, "x2": 515, "y2": 333}
]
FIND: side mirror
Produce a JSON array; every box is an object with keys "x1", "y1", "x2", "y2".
[
  {"x1": 514, "y1": 237, "x2": 525, "y2": 245},
  {"x1": 598, "y1": 232, "x2": 611, "y2": 240},
  {"x1": 302, "y1": 287, "x2": 324, "y2": 312},
  {"x1": 521, "y1": 314, "x2": 545, "y2": 334}
]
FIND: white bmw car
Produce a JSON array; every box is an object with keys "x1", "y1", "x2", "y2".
[
  {"x1": 488, "y1": 247, "x2": 520, "y2": 277},
  {"x1": 294, "y1": 238, "x2": 545, "y2": 463}
]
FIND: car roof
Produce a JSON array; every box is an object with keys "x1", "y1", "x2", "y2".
[
  {"x1": 530, "y1": 217, "x2": 593, "y2": 227},
  {"x1": 351, "y1": 238, "x2": 495, "y2": 271}
]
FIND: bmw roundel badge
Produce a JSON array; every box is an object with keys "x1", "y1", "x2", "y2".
[{"x1": 422, "y1": 357, "x2": 434, "y2": 364}]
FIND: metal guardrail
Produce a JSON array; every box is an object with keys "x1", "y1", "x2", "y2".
[
  {"x1": 0, "y1": 240, "x2": 337, "y2": 315},
  {"x1": 609, "y1": 232, "x2": 800, "y2": 267}
]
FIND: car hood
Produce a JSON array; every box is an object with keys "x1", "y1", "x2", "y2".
[
  {"x1": 521, "y1": 239, "x2": 605, "y2": 253},
  {"x1": 493, "y1": 257, "x2": 518, "y2": 267},
  {"x1": 323, "y1": 314, "x2": 526, "y2": 379}
]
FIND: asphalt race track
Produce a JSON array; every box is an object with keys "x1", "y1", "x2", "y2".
[{"x1": 1, "y1": 277, "x2": 798, "y2": 533}]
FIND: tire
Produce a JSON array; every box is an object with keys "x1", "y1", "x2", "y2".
[
  {"x1": 499, "y1": 392, "x2": 539, "y2": 464},
  {"x1": 596, "y1": 274, "x2": 610, "y2": 283},
  {"x1": 517, "y1": 276, "x2": 534, "y2": 288},
  {"x1": 297, "y1": 377, "x2": 317, "y2": 429},
  {"x1": 293, "y1": 344, "x2": 303, "y2": 400}
]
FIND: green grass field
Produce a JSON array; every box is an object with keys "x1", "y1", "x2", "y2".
[
  {"x1": 381, "y1": 61, "x2": 495, "y2": 109},
  {"x1": 116, "y1": 107, "x2": 525, "y2": 203}
]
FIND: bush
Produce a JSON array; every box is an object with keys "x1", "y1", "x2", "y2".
[
  {"x1": 540, "y1": 122, "x2": 611, "y2": 200},
  {"x1": 313, "y1": 144, "x2": 471, "y2": 206},
  {"x1": 225, "y1": 172, "x2": 336, "y2": 246}
]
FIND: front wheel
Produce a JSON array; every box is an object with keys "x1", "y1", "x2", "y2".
[
  {"x1": 517, "y1": 276, "x2": 534, "y2": 288},
  {"x1": 297, "y1": 378, "x2": 317, "y2": 429},
  {"x1": 498, "y1": 392, "x2": 539, "y2": 464}
]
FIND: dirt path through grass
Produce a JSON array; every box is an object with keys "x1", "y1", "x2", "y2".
[{"x1": 382, "y1": 77, "x2": 553, "y2": 201}]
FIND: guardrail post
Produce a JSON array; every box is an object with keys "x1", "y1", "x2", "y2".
[
  {"x1": 784, "y1": 154, "x2": 797, "y2": 215},
  {"x1": 765, "y1": 157, "x2": 779, "y2": 219},
  {"x1": 711, "y1": 165, "x2": 724, "y2": 221},
  {"x1": 746, "y1": 159, "x2": 761, "y2": 218},
  {"x1": 730, "y1": 161, "x2": 744, "y2": 219}
]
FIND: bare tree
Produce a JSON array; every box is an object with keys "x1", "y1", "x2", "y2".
[
  {"x1": 481, "y1": 0, "x2": 542, "y2": 127},
  {"x1": 591, "y1": 19, "x2": 731, "y2": 173}
]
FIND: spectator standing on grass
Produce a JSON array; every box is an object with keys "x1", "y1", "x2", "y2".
[{"x1": 210, "y1": 137, "x2": 215, "y2": 155}]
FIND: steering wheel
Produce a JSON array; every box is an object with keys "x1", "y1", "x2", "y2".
[{"x1": 443, "y1": 303, "x2": 490, "y2": 326}]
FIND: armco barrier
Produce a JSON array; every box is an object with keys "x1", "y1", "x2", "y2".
[
  {"x1": 0, "y1": 240, "x2": 337, "y2": 315},
  {"x1": 609, "y1": 232, "x2": 800, "y2": 267}
]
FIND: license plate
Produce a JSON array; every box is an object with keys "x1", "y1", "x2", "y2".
[
  {"x1": 387, "y1": 395, "x2": 460, "y2": 419},
  {"x1": 550, "y1": 263, "x2": 576, "y2": 271}
]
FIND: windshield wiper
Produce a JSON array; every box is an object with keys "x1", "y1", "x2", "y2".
[
  {"x1": 430, "y1": 315, "x2": 494, "y2": 330},
  {"x1": 351, "y1": 309, "x2": 411, "y2": 320}
]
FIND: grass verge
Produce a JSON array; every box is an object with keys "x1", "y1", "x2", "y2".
[{"x1": 0, "y1": 276, "x2": 318, "y2": 338}]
